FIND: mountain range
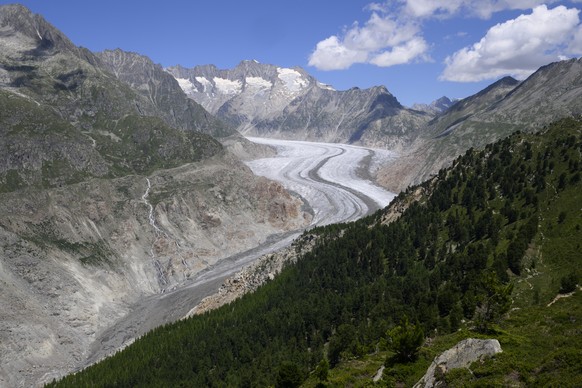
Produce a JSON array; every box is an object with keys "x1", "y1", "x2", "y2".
[
  {"x1": 166, "y1": 61, "x2": 431, "y2": 149},
  {"x1": 1, "y1": 3, "x2": 582, "y2": 387},
  {"x1": 166, "y1": 57, "x2": 582, "y2": 193}
]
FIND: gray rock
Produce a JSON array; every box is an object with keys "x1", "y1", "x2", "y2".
[{"x1": 414, "y1": 338, "x2": 502, "y2": 388}]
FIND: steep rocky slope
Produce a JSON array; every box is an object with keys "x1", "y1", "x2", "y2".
[
  {"x1": 166, "y1": 61, "x2": 430, "y2": 149},
  {"x1": 0, "y1": 5, "x2": 309, "y2": 386},
  {"x1": 378, "y1": 58, "x2": 582, "y2": 192},
  {"x1": 95, "y1": 49, "x2": 234, "y2": 139},
  {"x1": 0, "y1": 4, "x2": 226, "y2": 188}
]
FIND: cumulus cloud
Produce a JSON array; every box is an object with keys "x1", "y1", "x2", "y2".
[
  {"x1": 402, "y1": 0, "x2": 553, "y2": 19},
  {"x1": 308, "y1": 0, "x2": 556, "y2": 71},
  {"x1": 308, "y1": 7, "x2": 429, "y2": 70},
  {"x1": 308, "y1": 36, "x2": 369, "y2": 71},
  {"x1": 441, "y1": 5, "x2": 582, "y2": 82},
  {"x1": 370, "y1": 37, "x2": 429, "y2": 66},
  {"x1": 570, "y1": 26, "x2": 582, "y2": 54}
]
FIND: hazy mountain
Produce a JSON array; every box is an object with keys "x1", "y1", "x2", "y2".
[
  {"x1": 166, "y1": 61, "x2": 430, "y2": 149},
  {"x1": 411, "y1": 96, "x2": 456, "y2": 115}
]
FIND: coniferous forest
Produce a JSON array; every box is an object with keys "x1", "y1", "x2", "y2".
[{"x1": 50, "y1": 118, "x2": 582, "y2": 387}]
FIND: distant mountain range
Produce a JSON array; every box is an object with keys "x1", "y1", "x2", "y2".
[
  {"x1": 166, "y1": 61, "x2": 431, "y2": 149},
  {"x1": 411, "y1": 96, "x2": 456, "y2": 115}
]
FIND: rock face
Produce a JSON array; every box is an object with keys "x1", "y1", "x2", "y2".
[
  {"x1": 0, "y1": 155, "x2": 310, "y2": 387},
  {"x1": 166, "y1": 61, "x2": 430, "y2": 149},
  {"x1": 0, "y1": 5, "x2": 310, "y2": 386},
  {"x1": 96, "y1": 49, "x2": 234, "y2": 138},
  {"x1": 414, "y1": 338, "x2": 502, "y2": 388}
]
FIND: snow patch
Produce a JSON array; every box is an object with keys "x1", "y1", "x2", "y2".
[
  {"x1": 276, "y1": 68, "x2": 309, "y2": 92},
  {"x1": 213, "y1": 77, "x2": 242, "y2": 95},
  {"x1": 246, "y1": 76, "x2": 272, "y2": 90},
  {"x1": 317, "y1": 81, "x2": 335, "y2": 91},
  {"x1": 174, "y1": 77, "x2": 197, "y2": 94},
  {"x1": 195, "y1": 76, "x2": 212, "y2": 92}
]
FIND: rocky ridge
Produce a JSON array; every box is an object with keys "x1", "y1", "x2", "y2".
[
  {"x1": 95, "y1": 49, "x2": 234, "y2": 139},
  {"x1": 378, "y1": 59, "x2": 582, "y2": 192}
]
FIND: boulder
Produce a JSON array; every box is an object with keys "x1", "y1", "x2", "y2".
[{"x1": 414, "y1": 338, "x2": 502, "y2": 388}]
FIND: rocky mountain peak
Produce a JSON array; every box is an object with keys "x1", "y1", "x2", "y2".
[
  {"x1": 488, "y1": 75, "x2": 520, "y2": 90},
  {"x1": 433, "y1": 96, "x2": 454, "y2": 109},
  {"x1": 412, "y1": 96, "x2": 455, "y2": 115},
  {"x1": 96, "y1": 48, "x2": 234, "y2": 138},
  {"x1": 369, "y1": 86, "x2": 402, "y2": 110},
  {"x1": 0, "y1": 4, "x2": 86, "y2": 59}
]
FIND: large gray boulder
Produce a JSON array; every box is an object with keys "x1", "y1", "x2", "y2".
[{"x1": 414, "y1": 338, "x2": 502, "y2": 388}]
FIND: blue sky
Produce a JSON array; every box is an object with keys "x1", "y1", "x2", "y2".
[{"x1": 3, "y1": 1, "x2": 582, "y2": 106}]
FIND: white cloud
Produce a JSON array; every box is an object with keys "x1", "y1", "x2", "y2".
[
  {"x1": 308, "y1": 9, "x2": 428, "y2": 70},
  {"x1": 569, "y1": 26, "x2": 582, "y2": 54},
  {"x1": 403, "y1": 0, "x2": 464, "y2": 18},
  {"x1": 308, "y1": 1, "x2": 577, "y2": 74},
  {"x1": 308, "y1": 36, "x2": 369, "y2": 70},
  {"x1": 402, "y1": 0, "x2": 553, "y2": 19},
  {"x1": 441, "y1": 5, "x2": 581, "y2": 82},
  {"x1": 370, "y1": 37, "x2": 430, "y2": 66}
]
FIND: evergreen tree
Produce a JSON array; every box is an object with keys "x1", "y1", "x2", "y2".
[
  {"x1": 387, "y1": 316, "x2": 424, "y2": 363},
  {"x1": 475, "y1": 273, "x2": 513, "y2": 333},
  {"x1": 276, "y1": 361, "x2": 303, "y2": 388}
]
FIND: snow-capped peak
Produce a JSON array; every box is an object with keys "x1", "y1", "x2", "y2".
[
  {"x1": 276, "y1": 67, "x2": 309, "y2": 92},
  {"x1": 175, "y1": 77, "x2": 197, "y2": 94}
]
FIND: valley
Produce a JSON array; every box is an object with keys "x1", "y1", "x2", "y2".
[
  {"x1": 1, "y1": 4, "x2": 581, "y2": 386},
  {"x1": 38, "y1": 137, "x2": 396, "y2": 386}
]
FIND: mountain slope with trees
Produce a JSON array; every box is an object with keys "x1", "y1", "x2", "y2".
[{"x1": 50, "y1": 118, "x2": 582, "y2": 387}]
